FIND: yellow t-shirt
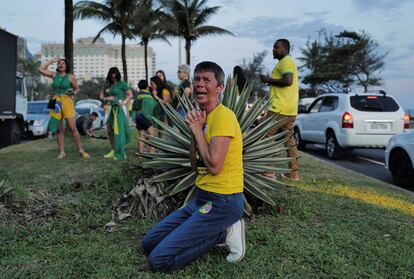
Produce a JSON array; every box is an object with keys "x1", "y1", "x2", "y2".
[
  {"x1": 195, "y1": 104, "x2": 244, "y2": 194},
  {"x1": 268, "y1": 55, "x2": 299, "y2": 116}
]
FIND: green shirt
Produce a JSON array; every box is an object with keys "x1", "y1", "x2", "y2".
[
  {"x1": 52, "y1": 74, "x2": 71, "y2": 95},
  {"x1": 134, "y1": 90, "x2": 160, "y2": 125},
  {"x1": 109, "y1": 81, "x2": 129, "y2": 100}
]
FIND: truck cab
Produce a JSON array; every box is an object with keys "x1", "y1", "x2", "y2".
[{"x1": 0, "y1": 29, "x2": 28, "y2": 148}]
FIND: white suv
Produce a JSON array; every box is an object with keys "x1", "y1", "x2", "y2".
[{"x1": 294, "y1": 92, "x2": 410, "y2": 159}]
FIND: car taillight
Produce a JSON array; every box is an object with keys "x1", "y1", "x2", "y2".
[
  {"x1": 404, "y1": 113, "x2": 410, "y2": 129},
  {"x1": 342, "y1": 112, "x2": 353, "y2": 128}
]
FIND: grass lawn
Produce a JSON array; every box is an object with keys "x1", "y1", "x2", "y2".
[{"x1": 1, "y1": 129, "x2": 413, "y2": 278}]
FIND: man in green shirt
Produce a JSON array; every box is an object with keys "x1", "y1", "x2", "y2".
[
  {"x1": 133, "y1": 79, "x2": 159, "y2": 153},
  {"x1": 260, "y1": 38, "x2": 299, "y2": 181}
]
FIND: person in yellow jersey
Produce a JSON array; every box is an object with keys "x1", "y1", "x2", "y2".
[
  {"x1": 260, "y1": 38, "x2": 300, "y2": 181},
  {"x1": 142, "y1": 61, "x2": 245, "y2": 272}
]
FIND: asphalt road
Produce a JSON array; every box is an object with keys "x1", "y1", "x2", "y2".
[{"x1": 303, "y1": 144, "x2": 404, "y2": 189}]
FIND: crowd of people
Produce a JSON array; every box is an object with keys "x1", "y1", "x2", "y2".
[{"x1": 38, "y1": 37, "x2": 300, "y2": 272}]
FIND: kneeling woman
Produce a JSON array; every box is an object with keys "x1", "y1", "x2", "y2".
[
  {"x1": 101, "y1": 67, "x2": 133, "y2": 161},
  {"x1": 39, "y1": 57, "x2": 89, "y2": 159}
]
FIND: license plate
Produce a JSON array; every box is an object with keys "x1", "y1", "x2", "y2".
[{"x1": 370, "y1": 122, "x2": 390, "y2": 131}]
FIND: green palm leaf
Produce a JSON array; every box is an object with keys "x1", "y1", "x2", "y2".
[
  {"x1": 151, "y1": 168, "x2": 193, "y2": 183},
  {"x1": 169, "y1": 172, "x2": 197, "y2": 196},
  {"x1": 244, "y1": 180, "x2": 276, "y2": 206}
]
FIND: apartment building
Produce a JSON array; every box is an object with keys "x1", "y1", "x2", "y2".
[{"x1": 40, "y1": 37, "x2": 156, "y2": 85}]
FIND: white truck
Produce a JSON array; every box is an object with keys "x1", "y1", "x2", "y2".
[{"x1": 0, "y1": 29, "x2": 28, "y2": 148}]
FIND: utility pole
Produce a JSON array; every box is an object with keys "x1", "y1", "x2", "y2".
[{"x1": 178, "y1": 37, "x2": 182, "y2": 65}]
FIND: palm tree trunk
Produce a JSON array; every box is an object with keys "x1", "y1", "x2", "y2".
[
  {"x1": 121, "y1": 34, "x2": 128, "y2": 82},
  {"x1": 64, "y1": 0, "x2": 74, "y2": 74},
  {"x1": 144, "y1": 41, "x2": 148, "y2": 81},
  {"x1": 185, "y1": 39, "x2": 191, "y2": 66}
]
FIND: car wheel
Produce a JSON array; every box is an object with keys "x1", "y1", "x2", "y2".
[
  {"x1": 294, "y1": 127, "x2": 306, "y2": 150},
  {"x1": 10, "y1": 121, "x2": 21, "y2": 145},
  {"x1": 326, "y1": 131, "x2": 343, "y2": 160},
  {"x1": 390, "y1": 149, "x2": 414, "y2": 188}
]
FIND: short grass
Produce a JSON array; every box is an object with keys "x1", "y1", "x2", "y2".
[{"x1": 1, "y1": 129, "x2": 413, "y2": 278}]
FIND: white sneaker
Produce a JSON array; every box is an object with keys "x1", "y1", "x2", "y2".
[{"x1": 225, "y1": 219, "x2": 246, "y2": 263}]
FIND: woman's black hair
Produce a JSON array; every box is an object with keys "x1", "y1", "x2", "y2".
[
  {"x1": 57, "y1": 59, "x2": 70, "y2": 74},
  {"x1": 233, "y1": 65, "x2": 246, "y2": 93},
  {"x1": 155, "y1": 70, "x2": 166, "y2": 81},
  {"x1": 155, "y1": 69, "x2": 173, "y2": 92},
  {"x1": 150, "y1": 75, "x2": 166, "y2": 100},
  {"x1": 106, "y1": 67, "x2": 121, "y2": 85}
]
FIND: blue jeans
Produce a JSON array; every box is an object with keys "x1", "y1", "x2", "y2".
[{"x1": 141, "y1": 188, "x2": 244, "y2": 272}]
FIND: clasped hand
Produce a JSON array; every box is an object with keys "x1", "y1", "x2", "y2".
[{"x1": 185, "y1": 109, "x2": 206, "y2": 133}]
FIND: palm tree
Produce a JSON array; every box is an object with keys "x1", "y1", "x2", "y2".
[
  {"x1": 64, "y1": 0, "x2": 74, "y2": 73},
  {"x1": 74, "y1": 0, "x2": 138, "y2": 82},
  {"x1": 160, "y1": 0, "x2": 233, "y2": 65},
  {"x1": 132, "y1": 0, "x2": 170, "y2": 80}
]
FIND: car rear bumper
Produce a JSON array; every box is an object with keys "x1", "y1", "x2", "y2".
[{"x1": 337, "y1": 130, "x2": 394, "y2": 148}]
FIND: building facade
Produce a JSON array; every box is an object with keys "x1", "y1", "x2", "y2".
[{"x1": 40, "y1": 37, "x2": 156, "y2": 86}]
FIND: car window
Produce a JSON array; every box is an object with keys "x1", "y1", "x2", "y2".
[
  {"x1": 308, "y1": 98, "x2": 324, "y2": 113},
  {"x1": 28, "y1": 103, "x2": 49, "y2": 114},
  {"x1": 319, "y1": 96, "x2": 338, "y2": 112},
  {"x1": 350, "y1": 96, "x2": 399, "y2": 112}
]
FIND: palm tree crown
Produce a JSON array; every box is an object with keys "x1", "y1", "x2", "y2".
[
  {"x1": 132, "y1": 0, "x2": 170, "y2": 80},
  {"x1": 160, "y1": 0, "x2": 233, "y2": 65},
  {"x1": 74, "y1": 0, "x2": 138, "y2": 82}
]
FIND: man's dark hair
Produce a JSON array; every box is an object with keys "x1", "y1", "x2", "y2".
[
  {"x1": 90, "y1": 112, "x2": 99, "y2": 118},
  {"x1": 194, "y1": 61, "x2": 225, "y2": 85},
  {"x1": 57, "y1": 59, "x2": 71, "y2": 74},
  {"x1": 106, "y1": 67, "x2": 121, "y2": 84},
  {"x1": 276, "y1": 39, "x2": 291, "y2": 53},
  {"x1": 138, "y1": 79, "x2": 148, "y2": 90}
]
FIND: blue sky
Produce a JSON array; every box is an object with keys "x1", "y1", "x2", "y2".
[{"x1": 1, "y1": 0, "x2": 414, "y2": 109}]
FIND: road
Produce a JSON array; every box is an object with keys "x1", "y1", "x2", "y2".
[{"x1": 303, "y1": 144, "x2": 399, "y2": 187}]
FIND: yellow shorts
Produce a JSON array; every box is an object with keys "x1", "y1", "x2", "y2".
[{"x1": 50, "y1": 95, "x2": 75, "y2": 119}]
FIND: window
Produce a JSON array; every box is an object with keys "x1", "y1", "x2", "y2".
[
  {"x1": 308, "y1": 98, "x2": 323, "y2": 113},
  {"x1": 28, "y1": 102, "x2": 49, "y2": 114},
  {"x1": 319, "y1": 96, "x2": 338, "y2": 112},
  {"x1": 350, "y1": 96, "x2": 399, "y2": 112},
  {"x1": 16, "y1": 78, "x2": 23, "y2": 96}
]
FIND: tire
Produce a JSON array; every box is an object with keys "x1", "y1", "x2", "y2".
[
  {"x1": 294, "y1": 127, "x2": 306, "y2": 150},
  {"x1": 10, "y1": 121, "x2": 21, "y2": 145},
  {"x1": 0, "y1": 120, "x2": 21, "y2": 148},
  {"x1": 326, "y1": 131, "x2": 343, "y2": 160},
  {"x1": 390, "y1": 149, "x2": 414, "y2": 188}
]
